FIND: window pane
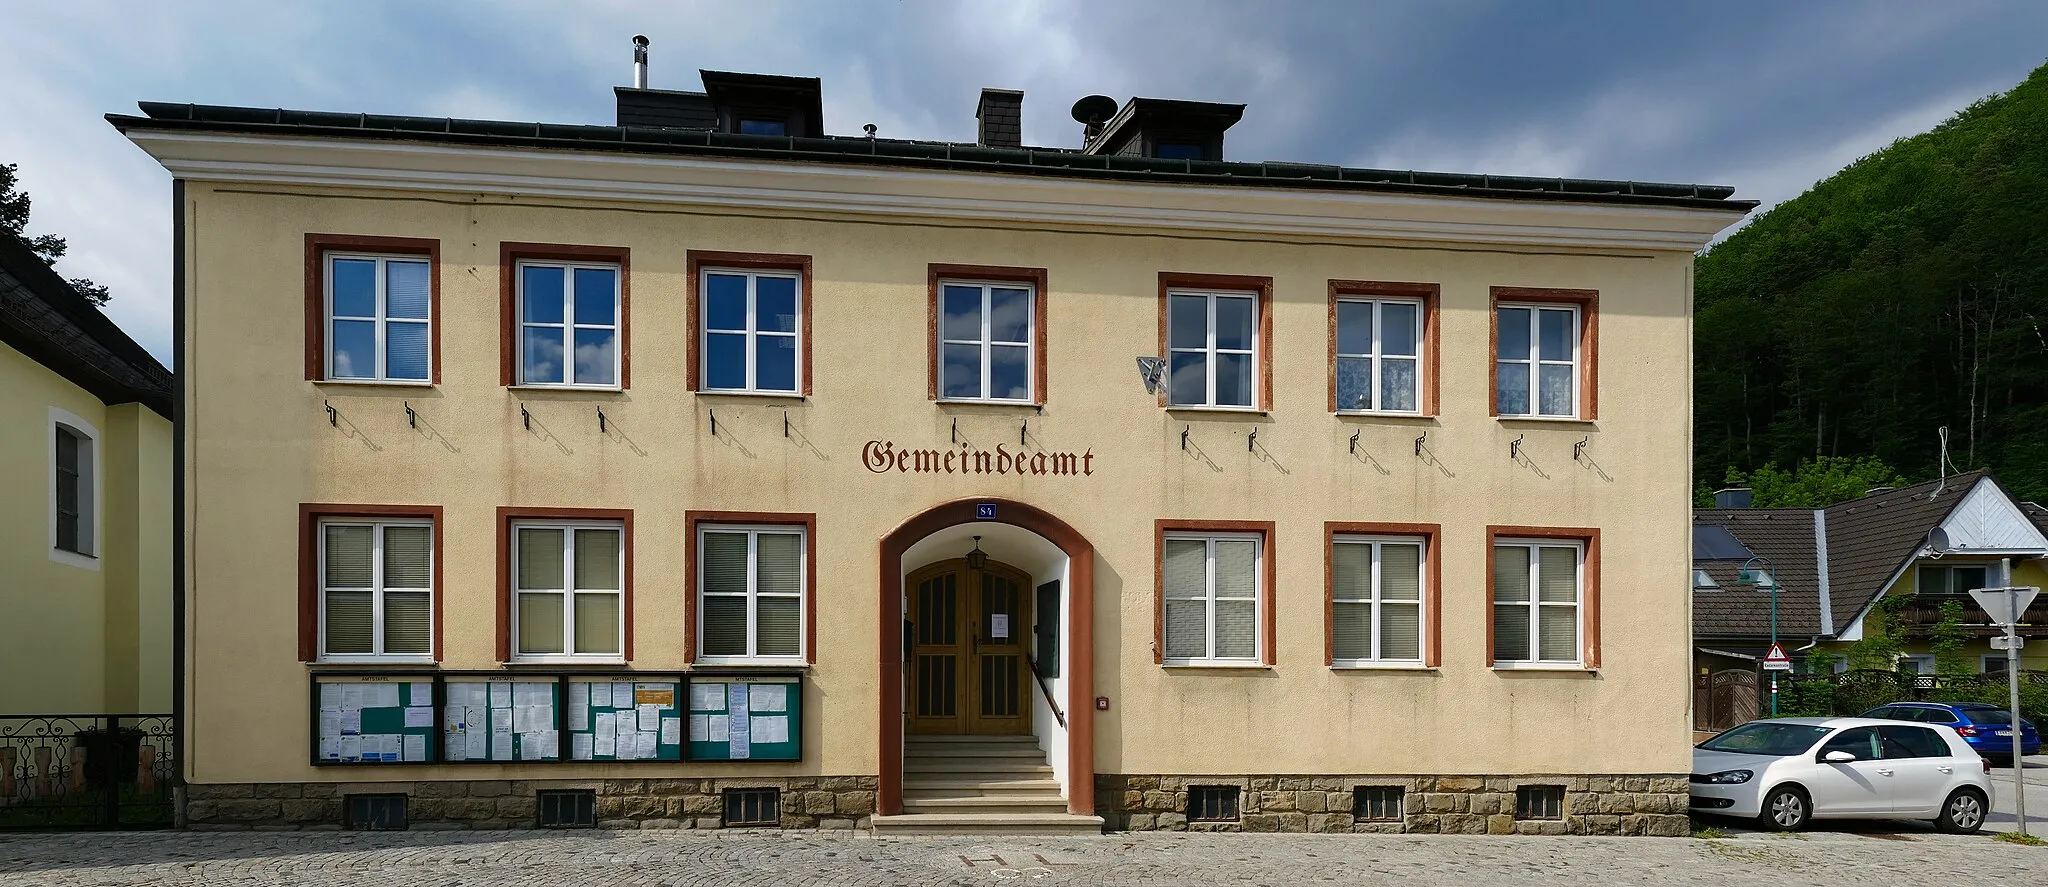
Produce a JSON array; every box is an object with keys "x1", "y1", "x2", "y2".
[
  {"x1": 1955, "y1": 566, "x2": 1987, "y2": 593},
  {"x1": 324, "y1": 525, "x2": 373, "y2": 587},
  {"x1": 756, "y1": 596, "x2": 801, "y2": 656},
  {"x1": 705, "y1": 333, "x2": 746, "y2": 389},
  {"x1": 1168, "y1": 352, "x2": 1207, "y2": 406},
  {"x1": 1538, "y1": 309, "x2": 1573, "y2": 361},
  {"x1": 331, "y1": 259, "x2": 377, "y2": 317},
  {"x1": 325, "y1": 590, "x2": 374, "y2": 654},
  {"x1": 1381, "y1": 544, "x2": 1422, "y2": 601},
  {"x1": 573, "y1": 592, "x2": 620, "y2": 654},
  {"x1": 574, "y1": 529, "x2": 621, "y2": 590},
  {"x1": 942, "y1": 343, "x2": 982, "y2": 398},
  {"x1": 1381, "y1": 358, "x2": 1418, "y2": 412},
  {"x1": 1381, "y1": 302, "x2": 1419, "y2": 356},
  {"x1": 701, "y1": 532, "x2": 749, "y2": 594},
  {"x1": 1493, "y1": 604, "x2": 1531, "y2": 661},
  {"x1": 756, "y1": 276, "x2": 798, "y2": 333},
  {"x1": 1538, "y1": 365, "x2": 1574, "y2": 416},
  {"x1": 1494, "y1": 547, "x2": 1530, "y2": 602},
  {"x1": 1496, "y1": 308, "x2": 1530, "y2": 359},
  {"x1": 518, "y1": 592, "x2": 564, "y2": 654},
  {"x1": 384, "y1": 591, "x2": 431, "y2": 655},
  {"x1": 756, "y1": 532, "x2": 802, "y2": 595},
  {"x1": 1330, "y1": 543, "x2": 1371, "y2": 601},
  {"x1": 386, "y1": 261, "x2": 431, "y2": 320},
  {"x1": 522, "y1": 266, "x2": 566, "y2": 323},
  {"x1": 705, "y1": 274, "x2": 748, "y2": 331},
  {"x1": 942, "y1": 285, "x2": 983, "y2": 341},
  {"x1": 572, "y1": 328, "x2": 616, "y2": 386},
  {"x1": 701, "y1": 597, "x2": 748, "y2": 657},
  {"x1": 330, "y1": 320, "x2": 376, "y2": 378},
  {"x1": 1162, "y1": 539, "x2": 1207, "y2": 597},
  {"x1": 1538, "y1": 605, "x2": 1577, "y2": 661},
  {"x1": 385, "y1": 322, "x2": 429, "y2": 381},
  {"x1": 1918, "y1": 567, "x2": 1942, "y2": 594},
  {"x1": 517, "y1": 528, "x2": 565, "y2": 590},
  {"x1": 1335, "y1": 301, "x2": 1373, "y2": 356},
  {"x1": 1215, "y1": 352, "x2": 1252, "y2": 407},
  {"x1": 382, "y1": 526, "x2": 431, "y2": 588},
  {"x1": 755, "y1": 335, "x2": 797, "y2": 391},
  {"x1": 1537, "y1": 547, "x2": 1579, "y2": 602},
  {"x1": 1336, "y1": 357, "x2": 1372, "y2": 411},
  {"x1": 572, "y1": 268, "x2": 617, "y2": 325},
  {"x1": 1213, "y1": 540, "x2": 1258, "y2": 599},
  {"x1": 1168, "y1": 295, "x2": 1207, "y2": 349},
  {"x1": 1380, "y1": 602, "x2": 1421, "y2": 660},
  {"x1": 522, "y1": 327, "x2": 565, "y2": 384},
  {"x1": 1332, "y1": 601, "x2": 1371, "y2": 660},
  {"x1": 1215, "y1": 296, "x2": 1254, "y2": 350},
  {"x1": 1215, "y1": 600, "x2": 1257, "y2": 659},
  {"x1": 990, "y1": 345, "x2": 1030, "y2": 400},
  {"x1": 1495, "y1": 362, "x2": 1531, "y2": 415},
  {"x1": 1164, "y1": 599, "x2": 1208, "y2": 659},
  {"x1": 989, "y1": 288, "x2": 1030, "y2": 343}
]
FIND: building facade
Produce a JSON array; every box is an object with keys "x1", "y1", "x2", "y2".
[{"x1": 114, "y1": 66, "x2": 1750, "y2": 835}]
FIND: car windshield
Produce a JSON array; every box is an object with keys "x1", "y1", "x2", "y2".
[
  {"x1": 1965, "y1": 709, "x2": 2015, "y2": 725},
  {"x1": 1698, "y1": 723, "x2": 1834, "y2": 755}
]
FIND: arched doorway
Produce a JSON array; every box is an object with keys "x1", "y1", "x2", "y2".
[
  {"x1": 878, "y1": 498, "x2": 1094, "y2": 817},
  {"x1": 906, "y1": 557, "x2": 1035, "y2": 737}
]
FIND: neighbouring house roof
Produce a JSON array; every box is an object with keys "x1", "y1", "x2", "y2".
[
  {"x1": 1820, "y1": 471, "x2": 1990, "y2": 633},
  {"x1": 104, "y1": 102, "x2": 1757, "y2": 212},
  {"x1": 0, "y1": 233, "x2": 171, "y2": 418},
  {"x1": 1693, "y1": 509, "x2": 1824, "y2": 639}
]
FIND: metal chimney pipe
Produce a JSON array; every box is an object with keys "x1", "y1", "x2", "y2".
[{"x1": 632, "y1": 35, "x2": 649, "y2": 88}]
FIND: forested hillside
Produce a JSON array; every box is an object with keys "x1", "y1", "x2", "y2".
[{"x1": 1695, "y1": 61, "x2": 2048, "y2": 500}]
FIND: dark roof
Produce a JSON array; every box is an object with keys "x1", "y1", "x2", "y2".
[
  {"x1": 0, "y1": 234, "x2": 171, "y2": 418},
  {"x1": 1692, "y1": 509, "x2": 1823, "y2": 639},
  {"x1": 1821, "y1": 471, "x2": 1987, "y2": 632},
  {"x1": 107, "y1": 102, "x2": 1756, "y2": 212},
  {"x1": 1692, "y1": 524, "x2": 1754, "y2": 560},
  {"x1": 2022, "y1": 501, "x2": 2048, "y2": 537}
]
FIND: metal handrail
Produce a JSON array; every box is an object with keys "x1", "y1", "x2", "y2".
[{"x1": 1026, "y1": 657, "x2": 1065, "y2": 729}]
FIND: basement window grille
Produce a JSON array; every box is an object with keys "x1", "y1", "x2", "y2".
[
  {"x1": 1353, "y1": 786, "x2": 1404, "y2": 821},
  {"x1": 343, "y1": 793, "x2": 409, "y2": 831},
  {"x1": 1187, "y1": 786, "x2": 1240, "y2": 823},
  {"x1": 1515, "y1": 785, "x2": 1565, "y2": 820},
  {"x1": 537, "y1": 789, "x2": 596, "y2": 828},
  {"x1": 723, "y1": 788, "x2": 780, "y2": 827}
]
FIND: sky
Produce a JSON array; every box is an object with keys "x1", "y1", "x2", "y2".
[{"x1": 3, "y1": 0, "x2": 2046, "y2": 364}]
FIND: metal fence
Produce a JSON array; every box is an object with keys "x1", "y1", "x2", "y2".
[
  {"x1": 0, "y1": 715, "x2": 176, "y2": 830},
  {"x1": 1774, "y1": 669, "x2": 2048, "y2": 722}
]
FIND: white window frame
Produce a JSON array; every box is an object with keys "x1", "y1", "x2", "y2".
[
  {"x1": 1895, "y1": 653, "x2": 1936, "y2": 674},
  {"x1": 1330, "y1": 535, "x2": 1428, "y2": 667},
  {"x1": 48, "y1": 407, "x2": 100, "y2": 570},
  {"x1": 510, "y1": 520, "x2": 626, "y2": 663},
  {"x1": 695, "y1": 523, "x2": 808, "y2": 665},
  {"x1": 515, "y1": 259, "x2": 621, "y2": 389},
  {"x1": 1491, "y1": 538, "x2": 1585, "y2": 669},
  {"x1": 1333, "y1": 297, "x2": 1424, "y2": 415},
  {"x1": 936, "y1": 279, "x2": 1035, "y2": 404},
  {"x1": 317, "y1": 518, "x2": 436, "y2": 663},
  {"x1": 1161, "y1": 532, "x2": 1264, "y2": 666},
  {"x1": 699, "y1": 267, "x2": 803, "y2": 396},
  {"x1": 325, "y1": 252, "x2": 433, "y2": 383},
  {"x1": 1982, "y1": 654, "x2": 2012, "y2": 674},
  {"x1": 1495, "y1": 303, "x2": 1580, "y2": 418},
  {"x1": 1918, "y1": 563, "x2": 1989, "y2": 595},
  {"x1": 1166, "y1": 289, "x2": 1260, "y2": 411}
]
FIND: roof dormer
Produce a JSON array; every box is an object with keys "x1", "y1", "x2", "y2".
[
  {"x1": 700, "y1": 70, "x2": 824, "y2": 138},
  {"x1": 1079, "y1": 97, "x2": 1245, "y2": 162}
]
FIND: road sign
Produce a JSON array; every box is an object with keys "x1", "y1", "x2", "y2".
[
  {"x1": 1763, "y1": 642, "x2": 1792, "y2": 671},
  {"x1": 1992, "y1": 635, "x2": 2026, "y2": 651},
  {"x1": 1969, "y1": 586, "x2": 2039, "y2": 626}
]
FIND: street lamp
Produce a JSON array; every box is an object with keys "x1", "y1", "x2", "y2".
[{"x1": 1738, "y1": 555, "x2": 1781, "y2": 716}]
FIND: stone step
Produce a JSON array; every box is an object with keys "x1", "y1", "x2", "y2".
[
  {"x1": 902, "y1": 777, "x2": 1063, "y2": 797},
  {"x1": 900, "y1": 795, "x2": 1070, "y2": 814},
  {"x1": 870, "y1": 812, "x2": 1105, "y2": 836},
  {"x1": 904, "y1": 734, "x2": 1042, "y2": 744},
  {"x1": 903, "y1": 746, "x2": 1049, "y2": 760},
  {"x1": 904, "y1": 759, "x2": 1054, "y2": 775}
]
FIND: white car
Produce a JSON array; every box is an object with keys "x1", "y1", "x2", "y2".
[{"x1": 1691, "y1": 717, "x2": 1993, "y2": 832}]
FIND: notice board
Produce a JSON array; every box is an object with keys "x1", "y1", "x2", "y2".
[
  {"x1": 313, "y1": 675, "x2": 436, "y2": 764},
  {"x1": 442, "y1": 677, "x2": 560, "y2": 762},
  {"x1": 566, "y1": 677, "x2": 683, "y2": 761},
  {"x1": 686, "y1": 674, "x2": 801, "y2": 761}
]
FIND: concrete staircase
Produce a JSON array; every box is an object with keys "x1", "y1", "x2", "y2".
[{"x1": 870, "y1": 735, "x2": 1104, "y2": 835}]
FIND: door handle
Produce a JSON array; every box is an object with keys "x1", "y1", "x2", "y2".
[
  {"x1": 1937, "y1": 766, "x2": 1953, "y2": 773},
  {"x1": 972, "y1": 635, "x2": 981, "y2": 655},
  {"x1": 1876, "y1": 768, "x2": 1894, "y2": 776}
]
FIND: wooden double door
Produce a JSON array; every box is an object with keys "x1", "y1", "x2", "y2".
[{"x1": 907, "y1": 558, "x2": 1032, "y2": 735}]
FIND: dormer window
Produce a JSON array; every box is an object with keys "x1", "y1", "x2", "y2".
[
  {"x1": 701, "y1": 70, "x2": 823, "y2": 139},
  {"x1": 1154, "y1": 141, "x2": 1206, "y2": 161},
  {"x1": 1081, "y1": 97, "x2": 1244, "y2": 162},
  {"x1": 738, "y1": 117, "x2": 788, "y2": 137}
]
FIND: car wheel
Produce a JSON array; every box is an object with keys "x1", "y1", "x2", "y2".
[
  {"x1": 1934, "y1": 788, "x2": 1986, "y2": 835},
  {"x1": 1757, "y1": 786, "x2": 1809, "y2": 832}
]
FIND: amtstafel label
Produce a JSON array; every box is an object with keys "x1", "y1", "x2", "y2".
[{"x1": 862, "y1": 440, "x2": 1094, "y2": 477}]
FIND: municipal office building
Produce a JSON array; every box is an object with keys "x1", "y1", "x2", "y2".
[{"x1": 113, "y1": 54, "x2": 1751, "y2": 835}]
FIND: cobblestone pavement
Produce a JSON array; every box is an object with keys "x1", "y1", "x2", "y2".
[{"x1": 1, "y1": 828, "x2": 2043, "y2": 886}]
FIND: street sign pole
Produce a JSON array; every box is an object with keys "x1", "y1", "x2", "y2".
[{"x1": 1971, "y1": 585, "x2": 2038, "y2": 838}]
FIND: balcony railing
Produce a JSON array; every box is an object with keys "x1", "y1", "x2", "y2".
[{"x1": 1893, "y1": 594, "x2": 2048, "y2": 637}]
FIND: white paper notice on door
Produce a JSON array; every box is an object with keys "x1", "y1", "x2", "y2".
[{"x1": 991, "y1": 614, "x2": 1010, "y2": 639}]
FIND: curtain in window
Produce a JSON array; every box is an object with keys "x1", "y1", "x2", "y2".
[
  {"x1": 1537, "y1": 546, "x2": 1578, "y2": 661},
  {"x1": 1330, "y1": 542, "x2": 1372, "y2": 660},
  {"x1": 755, "y1": 532, "x2": 803, "y2": 657},
  {"x1": 1492, "y1": 546, "x2": 1531, "y2": 661},
  {"x1": 1212, "y1": 539, "x2": 1258, "y2": 659},
  {"x1": 573, "y1": 528, "x2": 622, "y2": 654},
  {"x1": 324, "y1": 524, "x2": 375, "y2": 654},
  {"x1": 1162, "y1": 539, "x2": 1208, "y2": 659},
  {"x1": 382, "y1": 525, "x2": 432, "y2": 655},
  {"x1": 700, "y1": 531, "x2": 751, "y2": 657},
  {"x1": 1379, "y1": 543, "x2": 1423, "y2": 660}
]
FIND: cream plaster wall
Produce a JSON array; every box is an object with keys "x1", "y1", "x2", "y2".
[{"x1": 181, "y1": 178, "x2": 1710, "y2": 785}]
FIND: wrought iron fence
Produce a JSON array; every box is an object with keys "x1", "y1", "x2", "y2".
[
  {"x1": 1774, "y1": 670, "x2": 2048, "y2": 722},
  {"x1": 0, "y1": 714, "x2": 176, "y2": 830}
]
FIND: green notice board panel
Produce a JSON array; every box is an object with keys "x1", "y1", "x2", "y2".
[
  {"x1": 442, "y1": 678, "x2": 560, "y2": 763},
  {"x1": 314, "y1": 675, "x2": 436, "y2": 764},
  {"x1": 567, "y1": 677, "x2": 683, "y2": 761},
  {"x1": 686, "y1": 675, "x2": 801, "y2": 761}
]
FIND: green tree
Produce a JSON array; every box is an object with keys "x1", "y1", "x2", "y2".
[
  {"x1": 0, "y1": 162, "x2": 109, "y2": 306},
  {"x1": 1717, "y1": 456, "x2": 1909, "y2": 508},
  {"x1": 1929, "y1": 598, "x2": 1972, "y2": 676}
]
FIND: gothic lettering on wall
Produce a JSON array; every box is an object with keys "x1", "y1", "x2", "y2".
[{"x1": 861, "y1": 440, "x2": 1094, "y2": 477}]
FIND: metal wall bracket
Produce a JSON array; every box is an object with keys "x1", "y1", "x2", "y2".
[
  {"x1": 1248, "y1": 427, "x2": 1258, "y2": 452},
  {"x1": 709, "y1": 409, "x2": 718, "y2": 437},
  {"x1": 1574, "y1": 436, "x2": 1589, "y2": 461},
  {"x1": 404, "y1": 401, "x2": 416, "y2": 429},
  {"x1": 1181, "y1": 425, "x2": 1190, "y2": 451},
  {"x1": 951, "y1": 417, "x2": 958, "y2": 445},
  {"x1": 598, "y1": 407, "x2": 608, "y2": 433},
  {"x1": 1349, "y1": 429, "x2": 1360, "y2": 454},
  {"x1": 1510, "y1": 433, "x2": 1524, "y2": 459},
  {"x1": 1020, "y1": 419, "x2": 1028, "y2": 447},
  {"x1": 520, "y1": 404, "x2": 530, "y2": 430},
  {"x1": 324, "y1": 400, "x2": 337, "y2": 427},
  {"x1": 1414, "y1": 431, "x2": 1427, "y2": 456},
  {"x1": 784, "y1": 410, "x2": 790, "y2": 438}
]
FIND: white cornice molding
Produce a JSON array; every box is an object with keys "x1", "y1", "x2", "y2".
[{"x1": 124, "y1": 131, "x2": 1750, "y2": 251}]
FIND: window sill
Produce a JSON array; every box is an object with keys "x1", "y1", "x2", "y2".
[
  {"x1": 506, "y1": 657, "x2": 627, "y2": 666},
  {"x1": 312, "y1": 657, "x2": 439, "y2": 667},
  {"x1": 696, "y1": 390, "x2": 807, "y2": 401},
  {"x1": 1491, "y1": 662, "x2": 1595, "y2": 672},
  {"x1": 1161, "y1": 661, "x2": 1271, "y2": 670},
  {"x1": 1335, "y1": 411, "x2": 1434, "y2": 421},
  {"x1": 509, "y1": 384, "x2": 624, "y2": 394},
  {"x1": 936, "y1": 398, "x2": 1042, "y2": 409},
  {"x1": 315, "y1": 379, "x2": 437, "y2": 390},
  {"x1": 1331, "y1": 663, "x2": 1438, "y2": 672},
  {"x1": 1165, "y1": 406, "x2": 1267, "y2": 416},
  {"x1": 51, "y1": 548, "x2": 99, "y2": 571},
  {"x1": 694, "y1": 658, "x2": 808, "y2": 668},
  {"x1": 1494, "y1": 415, "x2": 1595, "y2": 425}
]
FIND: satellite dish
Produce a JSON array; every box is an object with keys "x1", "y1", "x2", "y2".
[
  {"x1": 1135, "y1": 356, "x2": 1165, "y2": 395},
  {"x1": 1070, "y1": 95, "x2": 1117, "y2": 125},
  {"x1": 1925, "y1": 527, "x2": 1950, "y2": 557}
]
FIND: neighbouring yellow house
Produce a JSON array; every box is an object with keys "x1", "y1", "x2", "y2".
[
  {"x1": 0, "y1": 232, "x2": 173, "y2": 715},
  {"x1": 113, "y1": 52, "x2": 1751, "y2": 835}
]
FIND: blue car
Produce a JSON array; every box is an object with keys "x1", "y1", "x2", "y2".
[{"x1": 1861, "y1": 702, "x2": 2041, "y2": 760}]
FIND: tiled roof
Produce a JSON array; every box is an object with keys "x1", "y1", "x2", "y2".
[
  {"x1": 1821, "y1": 471, "x2": 1987, "y2": 634},
  {"x1": 0, "y1": 234, "x2": 170, "y2": 417}
]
